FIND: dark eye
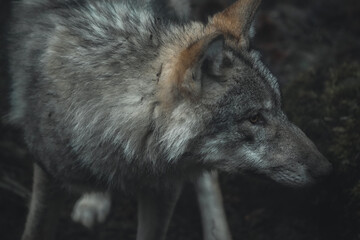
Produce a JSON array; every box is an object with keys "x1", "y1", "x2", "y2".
[{"x1": 249, "y1": 114, "x2": 260, "y2": 124}]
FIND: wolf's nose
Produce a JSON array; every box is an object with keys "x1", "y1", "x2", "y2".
[
  {"x1": 311, "y1": 156, "x2": 332, "y2": 180},
  {"x1": 321, "y1": 160, "x2": 333, "y2": 176}
]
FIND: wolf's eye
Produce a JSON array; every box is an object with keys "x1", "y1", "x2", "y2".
[{"x1": 249, "y1": 114, "x2": 260, "y2": 124}]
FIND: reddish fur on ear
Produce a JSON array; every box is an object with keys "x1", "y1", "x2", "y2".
[
  {"x1": 176, "y1": 35, "x2": 219, "y2": 97},
  {"x1": 175, "y1": 38, "x2": 208, "y2": 86},
  {"x1": 158, "y1": 33, "x2": 220, "y2": 108},
  {"x1": 209, "y1": 0, "x2": 261, "y2": 47}
]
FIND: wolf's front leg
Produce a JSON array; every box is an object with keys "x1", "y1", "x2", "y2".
[
  {"x1": 22, "y1": 164, "x2": 65, "y2": 240},
  {"x1": 195, "y1": 171, "x2": 232, "y2": 240},
  {"x1": 136, "y1": 184, "x2": 182, "y2": 240}
]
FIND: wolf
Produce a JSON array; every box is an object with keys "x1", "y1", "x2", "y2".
[{"x1": 8, "y1": 0, "x2": 332, "y2": 239}]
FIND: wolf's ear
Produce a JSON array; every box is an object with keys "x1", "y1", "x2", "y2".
[
  {"x1": 179, "y1": 35, "x2": 225, "y2": 98},
  {"x1": 158, "y1": 34, "x2": 225, "y2": 106},
  {"x1": 209, "y1": 0, "x2": 261, "y2": 48}
]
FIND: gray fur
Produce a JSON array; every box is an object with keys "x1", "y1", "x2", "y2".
[
  {"x1": 8, "y1": 0, "x2": 331, "y2": 239},
  {"x1": 10, "y1": 0, "x2": 205, "y2": 189}
]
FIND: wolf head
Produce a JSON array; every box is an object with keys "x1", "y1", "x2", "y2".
[{"x1": 157, "y1": 0, "x2": 331, "y2": 187}]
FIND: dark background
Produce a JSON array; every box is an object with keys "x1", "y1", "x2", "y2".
[{"x1": 1, "y1": 0, "x2": 360, "y2": 239}]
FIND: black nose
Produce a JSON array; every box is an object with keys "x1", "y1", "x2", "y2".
[
  {"x1": 310, "y1": 156, "x2": 333, "y2": 180},
  {"x1": 321, "y1": 160, "x2": 333, "y2": 176}
]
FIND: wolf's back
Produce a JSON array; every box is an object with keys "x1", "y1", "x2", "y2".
[{"x1": 8, "y1": 0, "x2": 161, "y2": 126}]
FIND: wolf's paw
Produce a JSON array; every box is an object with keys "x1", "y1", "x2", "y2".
[{"x1": 71, "y1": 192, "x2": 111, "y2": 228}]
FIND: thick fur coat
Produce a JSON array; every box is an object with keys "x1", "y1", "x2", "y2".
[{"x1": 9, "y1": 0, "x2": 330, "y2": 191}]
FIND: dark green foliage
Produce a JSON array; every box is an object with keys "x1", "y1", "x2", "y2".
[{"x1": 283, "y1": 62, "x2": 360, "y2": 239}]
